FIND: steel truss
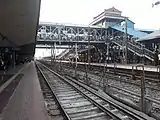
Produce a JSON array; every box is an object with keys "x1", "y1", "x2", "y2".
[
  {"x1": 37, "y1": 22, "x2": 154, "y2": 62},
  {"x1": 37, "y1": 23, "x2": 109, "y2": 42}
]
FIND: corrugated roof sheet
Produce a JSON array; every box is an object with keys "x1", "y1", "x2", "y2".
[
  {"x1": 135, "y1": 28, "x2": 155, "y2": 32},
  {"x1": 137, "y1": 30, "x2": 160, "y2": 42},
  {"x1": 111, "y1": 25, "x2": 148, "y2": 38}
]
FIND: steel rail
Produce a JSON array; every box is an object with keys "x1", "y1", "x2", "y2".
[
  {"x1": 39, "y1": 62, "x2": 124, "y2": 120},
  {"x1": 39, "y1": 61, "x2": 156, "y2": 120},
  {"x1": 36, "y1": 63, "x2": 71, "y2": 120},
  {"x1": 65, "y1": 67, "x2": 160, "y2": 105}
]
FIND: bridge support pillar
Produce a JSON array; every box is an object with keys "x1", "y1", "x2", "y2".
[
  {"x1": 105, "y1": 83, "x2": 111, "y2": 94},
  {"x1": 131, "y1": 66, "x2": 136, "y2": 80},
  {"x1": 144, "y1": 88, "x2": 153, "y2": 114},
  {"x1": 54, "y1": 42, "x2": 56, "y2": 60},
  {"x1": 135, "y1": 65, "x2": 146, "y2": 112},
  {"x1": 106, "y1": 43, "x2": 109, "y2": 63},
  {"x1": 50, "y1": 44, "x2": 53, "y2": 66},
  {"x1": 75, "y1": 43, "x2": 78, "y2": 78}
]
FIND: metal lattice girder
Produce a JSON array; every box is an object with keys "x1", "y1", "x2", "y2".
[
  {"x1": 37, "y1": 22, "x2": 154, "y2": 61},
  {"x1": 37, "y1": 22, "x2": 108, "y2": 42}
]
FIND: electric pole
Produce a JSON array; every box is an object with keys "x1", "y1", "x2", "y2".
[
  {"x1": 75, "y1": 43, "x2": 78, "y2": 78},
  {"x1": 124, "y1": 18, "x2": 128, "y2": 64}
]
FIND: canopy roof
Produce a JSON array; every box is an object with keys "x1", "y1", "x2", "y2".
[
  {"x1": 0, "y1": 0, "x2": 41, "y2": 47},
  {"x1": 137, "y1": 30, "x2": 160, "y2": 42}
]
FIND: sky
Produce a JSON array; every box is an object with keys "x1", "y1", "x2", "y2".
[
  {"x1": 39, "y1": 0, "x2": 160, "y2": 29},
  {"x1": 35, "y1": 48, "x2": 65, "y2": 58},
  {"x1": 35, "y1": 0, "x2": 160, "y2": 58}
]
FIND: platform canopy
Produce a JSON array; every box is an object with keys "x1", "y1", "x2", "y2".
[
  {"x1": 137, "y1": 30, "x2": 160, "y2": 42},
  {"x1": 0, "y1": 0, "x2": 41, "y2": 47}
]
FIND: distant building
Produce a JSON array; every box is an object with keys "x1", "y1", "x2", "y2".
[
  {"x1": 90, "y1": 7, "x2": 134, "y2": 28},
  {"x1": 90, "y1": 7, "x2": 154, "y2": 38}
]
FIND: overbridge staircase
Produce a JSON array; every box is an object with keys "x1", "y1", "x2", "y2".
[
  {"x1": 56, "y1": 38, "x2": 154, "y2": 62},
  {"x1": 57, "y1": 49, "x2": 70, "y2": 59},
  {"x1": 111, "y1": 38, "x2": 154, "y2": 61}
]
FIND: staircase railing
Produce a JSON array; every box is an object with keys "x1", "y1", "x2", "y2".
[
  {"x1": 57, "y1": 49, "x2": 70, "y2": 59},
  {"x1": 111, "y1": 38, "x2": 154, "y2": 61},
  {"x1": 144, "y1": 48, "x2": 154, "y2": 60}
]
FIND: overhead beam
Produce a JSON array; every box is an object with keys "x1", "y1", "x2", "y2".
[
  {"x1": 36, "y1": 39, "x2": 106, "y2": 45},
  {"x1": 36, "y1": 46, "x2": 70, "y2": 49}
]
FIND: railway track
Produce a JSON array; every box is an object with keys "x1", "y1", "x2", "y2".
[
  {"x1": 60, "y1": 65, "x2": 160, "y2": 119},
  {"x1": 61, "y1": 64, "x2": 160, "y2": 91},
  {"x1": 37, "y1": 65, "x2": 68, "y2": 120},
  {"x1": 41, "y1": 60, "x2": 160, "y2": 82},
  {"x1": 36, "y1": 62, "x2": 155, "y2": 120},
  {"x1": 57, "y1": 61, "x2": 160, "y2": 83}
]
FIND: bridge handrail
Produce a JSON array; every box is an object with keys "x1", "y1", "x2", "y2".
[
  {"x1": 144, "y1": 48, "x2": 154, "y2": 59},
  {"x1": 57, "y1": 49, "x2": 70, "y2": 59},
  {"x1": 112, "y1": 38, "x2": 154, "y2": 60},
  {"x1": 127, "y1": 42, "x2": 142, "y2": 55}
]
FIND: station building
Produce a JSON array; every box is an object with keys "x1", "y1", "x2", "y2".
[{"x1": 65, "y1": 7, "x2": 160, "y2": 65}]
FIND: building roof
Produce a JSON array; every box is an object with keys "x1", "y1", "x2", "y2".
[
  {"x1": 93, "y1": 7, "x2": 122, "y2": 20},
  {"x1": 111, "y1": 25, "x2": 148, "y2": 38},
  {"x1": 135, "y1": 28, "x2": 155, "y2": 32},
  {"x1": 90, "y1": 15, "x2": 126, "y2": 26},
  {"x1": 90, "y1": 7, "x2": 131, "y2": 26},
  {"x1": 104, "y1": 7, "x2": 122, "y2": 13},
  {"x1": 137, "y1": 30, "x2": 160, "y2": 42},
  {"x1": 127, "y1": 19, "x2": 135, "y2": 24}
]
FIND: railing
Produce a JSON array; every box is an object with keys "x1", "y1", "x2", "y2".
[
  {"x1": 112, "y1": 38, "x2": 154, "y2": 61},
  {"x1": 127, "y1": 42, "x2": 142, "y2": 55},
  {"x1": 57, "y1": 49, "x2": 70, "y2": 59},
  {"x1": 144, "y1": 48, "x2": 154, "y2": 60}
]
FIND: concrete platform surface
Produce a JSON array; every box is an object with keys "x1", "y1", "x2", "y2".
[
  {"x1": 60, "y1": 61, "x2": 160, "y2": 72},
  {"x1": 0, "y1": 61, "x2": 49, "y2": 120}
]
